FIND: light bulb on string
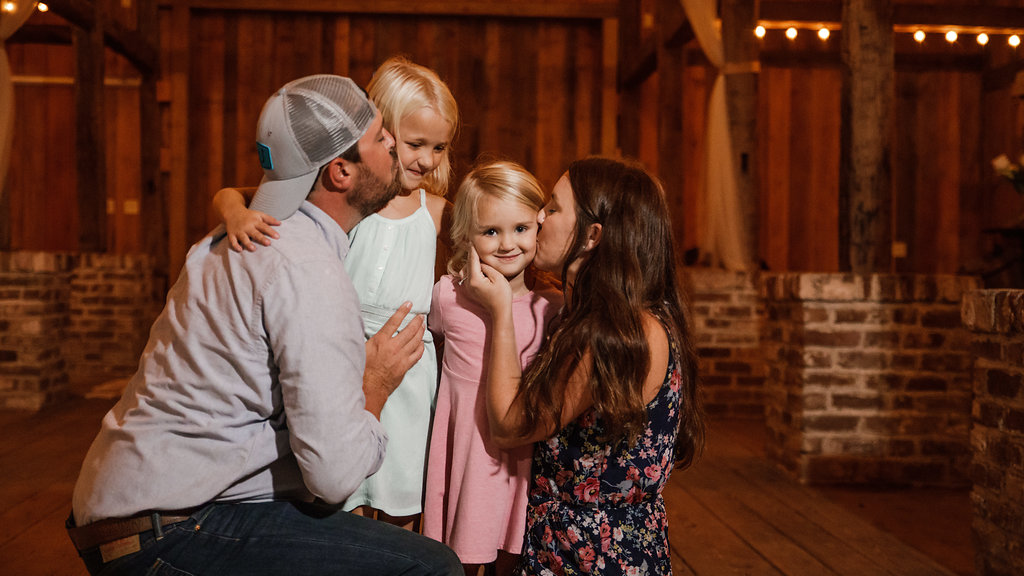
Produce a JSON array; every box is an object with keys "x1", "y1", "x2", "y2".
[
  {"x1": 914, "y1": 30, "x2": 926, "y2": 43},
  {"x1": 818, "y1": 28, "x2": 830, "y2": 41},
  {"x1": 1, "y1": 2, "x2": 16, "y2": 13},
  {"x1": 755, "y1": 25, "x2": 766, "y2": 39},
  {"x1": 977, "y1": 33, "x2": 989, "y2": 46},
  {"x1": 786, "y1": 27, "x2": 798, "y2": 40},
  {"x1": 945, "y1": 30, "x2": 958, "y2": 43},
  {"x1": 1011, "y1": 35, "x2": 1021, "y2": 48}
]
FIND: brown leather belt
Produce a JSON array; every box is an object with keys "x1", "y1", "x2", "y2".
[{"x1": 67, "y1": 511, "x2": 196, "y2": 552}]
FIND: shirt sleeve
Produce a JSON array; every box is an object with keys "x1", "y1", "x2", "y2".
[{"x1": 261, "y1": 257, "x2": 387, "y2": 504}]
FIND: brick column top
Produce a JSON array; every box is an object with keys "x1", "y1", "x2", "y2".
[{"x1": 962, "y1": 289, "x2": 1024, "y2": 334}]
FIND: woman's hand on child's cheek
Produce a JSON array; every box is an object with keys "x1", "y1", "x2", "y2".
[
  {"x1": 226, "y1": 209, "x2": 281, "y2": 252},
  {"x1": 464, "y1": 245, "x2": 512, "y2": 312}
]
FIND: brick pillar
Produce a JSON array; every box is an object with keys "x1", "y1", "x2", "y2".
[
  {"x1": 684, "y1": 267, "x2": 765, "y2": 417},
  {"x1": 0, "y1": 252, "x2": 74, "y2": 410},
  {"x1": 962, "y1": 290, "x2": 1024, "y2": 576},
  {"x1": 0, "y1": 251, "x2": 159, "y2": 410},
  {"x1": 65, "y1": 253, "x2": 158, "y2": 389},
  {"x1": 762, "y1": 273, "x2": 978, "y2": 486}
]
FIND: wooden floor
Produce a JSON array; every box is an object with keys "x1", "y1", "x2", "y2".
[{"x1": 0, "y1": 396, "x2": 974, "y2": 576}]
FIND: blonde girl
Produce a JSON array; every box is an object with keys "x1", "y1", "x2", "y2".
[
  {"x1": 423, "y1": 160, "x2": 562, "y2": 576},
  {"x1": 213, "y1": 56, "x2": 458, "y2": 532}
]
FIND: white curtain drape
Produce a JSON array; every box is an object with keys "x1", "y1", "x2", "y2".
[
  {"x1": 1, "y1": 2, "x2": 36, "y2": 202},
  {"x1": 679, "y1": 0, "x2": 751, "y2": 271}
]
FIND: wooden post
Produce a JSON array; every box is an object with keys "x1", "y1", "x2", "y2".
[
  {"x1": 617, "y1": 0, "x2": 642, "y2": 159},
  {"x1": 139, "y1": 0, "x2": 167, "y2": 293},
  {"x1": 167, "y1": 4, "x2": 190, "y2": 279},
  {"x1": 73, "y1": 4, "x2": 107, "y2": 252},
  {"x1": 721, "y1": 0, "x2": 760, "y2": 269},
  {"x1": 601, "y1": 17, "x2": 619, "y2": 157},
  {"x1": 839, "y1": 0, "x2": 893, "y2": 272}
]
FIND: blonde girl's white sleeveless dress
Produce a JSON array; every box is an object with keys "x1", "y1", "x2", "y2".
[{"x1": 341, "y1": 189, "x2": 438, "y2": 516}]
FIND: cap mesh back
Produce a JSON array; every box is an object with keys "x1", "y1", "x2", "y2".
[{"x1": 284, "y1": 75, "x2": 375, "y2": 166}]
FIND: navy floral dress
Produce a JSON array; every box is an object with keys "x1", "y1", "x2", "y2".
[{"x1": 516, "y1": 338, "x2": 684, "y2": 575}]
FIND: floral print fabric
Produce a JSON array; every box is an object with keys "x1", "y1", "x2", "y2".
[{"x1": 517, "y1": 339, "x2": 684, "y2": 575}]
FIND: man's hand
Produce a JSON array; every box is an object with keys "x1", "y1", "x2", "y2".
[{"x1": 363, "y1": 302, "x2": 425, "y2": 419}]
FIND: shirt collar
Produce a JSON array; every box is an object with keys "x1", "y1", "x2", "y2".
[{"x1": 297, "y1": 200, "x2": 350, "y2": 261}]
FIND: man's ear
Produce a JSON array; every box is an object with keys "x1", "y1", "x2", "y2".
[
  {"x1": 322, "y1": 157, "x2": 355, "y2": 192},
  {"x1": 583, "y1": 222, "x2": 603, "y2": 251}
]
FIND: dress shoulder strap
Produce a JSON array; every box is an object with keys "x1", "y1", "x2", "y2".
[{"x1": 419, "y1": 188, "x2": 427, "y2": 207}]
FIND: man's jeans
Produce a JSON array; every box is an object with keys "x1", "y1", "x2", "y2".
[{"x1": 74, "y1": 501, "x2": 462, "y2": 575}]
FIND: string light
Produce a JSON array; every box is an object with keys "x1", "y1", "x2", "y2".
[
  {"x1": 1, "y1": 2, "x2": 16, "y2": 13},
  {"x1": 755, "y1": 21, "x2": 1024, "y2": 49}
]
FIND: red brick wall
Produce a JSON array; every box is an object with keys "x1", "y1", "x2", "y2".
[
  {"x1": 684, "y1": 268, "x2": 765, "y2": 418},
  {"x1": 962, "y1": 290, "x2": 1024, "y2": 576},
  {"x1": 762, "y1": 273, "x2": 978, "y2": 486},
  {"x1": 0, "y1": 252, "x2": 158, "y2": 410}
]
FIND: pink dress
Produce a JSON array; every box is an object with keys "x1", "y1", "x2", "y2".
[{"x1": 423, "y1": 274, "x2": 562, "y2": 563}]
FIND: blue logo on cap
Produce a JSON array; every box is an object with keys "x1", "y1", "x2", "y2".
[{"x1": 257, "y1": 142, "x2": 273, "y2": 170}]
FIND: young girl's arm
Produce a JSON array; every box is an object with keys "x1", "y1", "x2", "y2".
[
  {"x1": 464, "y1": 246, "x2": 593, "y2": 448},
  {"x1": 212, "y1": 186, "x2": 281, "y2": 252}
]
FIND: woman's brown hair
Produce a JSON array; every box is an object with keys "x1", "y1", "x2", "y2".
[{"x1": 518, "y1": 156, "x2": 705, "y2": 469}]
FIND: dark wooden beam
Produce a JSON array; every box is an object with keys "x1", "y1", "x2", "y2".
[
  {"x1": 618, "y1": 0, "x2": 694, "y2": 89},
  {"x1": 760, "y1": 50, "x2": 987, "y2": 71},
  {"x1": 138, "y1": 0, "x2": 167, "y2": 291},
  {"x1": 73, "y1": 6, "x2": 107, "y2": 253},
  {"x1": 156, "y1": 0, "x2": 618, "y2": 19},
  {"x1": 839, "y1": 0, "x2": 895, "y2": 273},
  {"x1": 7, "y1": 24, "x2": 73, "y2": 45},
  {"x1": 41, "y1": 0, "x2": 158, "y2": 74},
  {"x1": 619, "y1": 35, "x2": 657, "y2": 90}
]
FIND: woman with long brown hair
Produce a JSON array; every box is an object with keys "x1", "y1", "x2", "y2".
[{"x1": 466, "y1": 156, "x2": 706, "y2": 575}]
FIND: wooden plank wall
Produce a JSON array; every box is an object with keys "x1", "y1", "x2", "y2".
[
  {"x1": 8, "y1": 0, "x2": 1024, "y2": 281},
  {"x1": 184, "y1": 10, "x2": 607, "y2": 251},
  {"x1": 7, "y1": 7, "x2": 608, "y2": 262},
  {"x1": 619, "y1": 0, "x2": 1024, "y2": 276}
]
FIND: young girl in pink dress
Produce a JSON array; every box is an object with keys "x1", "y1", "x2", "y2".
[{"x1": 423, "y1": 160, "x2": 562, "y2": 576}]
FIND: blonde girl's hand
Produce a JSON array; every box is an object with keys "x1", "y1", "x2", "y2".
[
  {"x1": 226, "y1": 208, "x2": 280, "y2": 252},
  {"x1": 463, "y1": 245, "x2": 513, "y2": 314},
  {"x1": 213, "y1": 186, "x2": 281, "y2": 252}
]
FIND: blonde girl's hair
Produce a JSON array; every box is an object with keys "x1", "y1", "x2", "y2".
[
  {"x1": 447, "y1": 160, "x2": 545, "y2": 278},
  {"x1": 367, "y1": 56, "x2": 459, "y2": 197}
]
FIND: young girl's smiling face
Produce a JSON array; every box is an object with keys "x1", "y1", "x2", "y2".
[
  {"x1": 471, "y1": 194, "x2": 538, "y2": 292},
  {"x1": 395, "y1": 106, "x2": 451, "y2": 191}
]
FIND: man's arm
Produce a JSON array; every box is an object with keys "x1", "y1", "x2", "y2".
[{"x1": 363, "y1": 302, "x2": 425, "y2": 419}]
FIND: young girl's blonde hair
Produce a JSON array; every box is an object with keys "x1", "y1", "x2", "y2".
[
  {"x1": 448, "y1": 160, "x2": 545, "y2": 278},
  {"x1": 367, "y1": 56, "x2": 458, "y2": 197}
]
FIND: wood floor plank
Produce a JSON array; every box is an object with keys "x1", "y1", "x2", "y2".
[
  {"x1": 0, "y1": 403, "x2": 971, "y2": 576},
  {"x1": 682, "y1": 456, "x2": 891, "y2": 575},
  {"x1": 664, "y1": 476, "x2": 785, "y2": 575},
  {"x1": 704, "y1": 449, "x2": 959, "y2": 575},
  {"x1": 0, "y1": 502, "x2": 87, "y2": 576},
  {"x1": 678, "y1": 466, "x2": 840, "y2": 576}
]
